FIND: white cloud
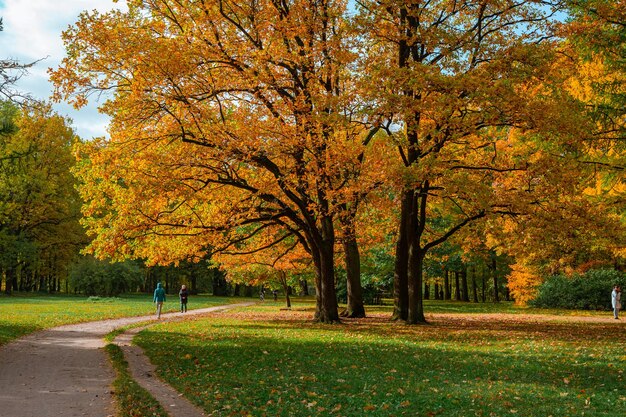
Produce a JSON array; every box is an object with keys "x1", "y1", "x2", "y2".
[{"x1": 0, "y1": 0, "x2": 125, "y2": 139}]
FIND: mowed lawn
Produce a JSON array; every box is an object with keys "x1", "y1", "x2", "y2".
[
  {"x1": 134, "y1": 300, "x2": 625, "y2": 417},
  {"x1": 0, "y1": 293, "x2": 235, "y2": 345}
]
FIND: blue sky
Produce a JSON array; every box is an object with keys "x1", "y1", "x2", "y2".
[{"x1": 0, "y1": 0, "x2": 124, "y2": 139}]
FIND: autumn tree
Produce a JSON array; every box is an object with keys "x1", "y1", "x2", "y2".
[
  {"x1": 481, "y1": 2, "x2": 626, "y2": 290},
  {"x1": 561, "y1": 0, "x2": 626, "y2": 265},
  {"x1": 356, "y1": 0, "x2": 593, "y2": 323},
  {"x1": 215, "y1": 225, "x2": 313, "y2": 309},
  {"x1": 0, "y1": 102, "x2": 83, "y2": 293},
  {"x1": 52, "y1": 0, "x2": 382, "y2": 322}
]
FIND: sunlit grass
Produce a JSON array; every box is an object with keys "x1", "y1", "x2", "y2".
[
  {"x1": 136, "y1": 300, "x2": 625, "y2": 417},
  {"x1": 0, "y1": 293, "x2": 239, "y2": 345}
]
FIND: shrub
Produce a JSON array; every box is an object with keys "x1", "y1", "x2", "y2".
[
  {"x1": 69, "y1": 256, "x2": 143, "y2": 296},
  {"x1": 530, "y1": 269, "x2": 625, "y2": 310}
]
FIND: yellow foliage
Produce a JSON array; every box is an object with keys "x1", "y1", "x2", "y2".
[{"x1": 506, "y1": 263, "x2": 543, "y2": 306}]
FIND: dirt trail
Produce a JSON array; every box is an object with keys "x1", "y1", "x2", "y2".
[
  {"x1": 114, "y1": 326, "x2": 207, "y2": 417},
  {"x1": 0, "y1": 303, "x2": 251, "y2": 417}
]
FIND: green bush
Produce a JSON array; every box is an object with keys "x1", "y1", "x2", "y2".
[
  {"x1": 69, "y1": 256, "x2": 143, "y2": 296},
  {"x1": 530, "y1": 269, "x2": 625, "y2": 310}
]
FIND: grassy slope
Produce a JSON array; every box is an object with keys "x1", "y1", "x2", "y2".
[{"x1": 135, "y1": 299, "x2": 625, "y2": 417}]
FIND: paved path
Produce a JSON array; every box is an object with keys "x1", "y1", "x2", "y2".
[
  {"x1": 114, "y1": 326, "x2": 207, "y2": 417},
  {"x1": 0, "y1": 303, "x2": 251, "y2": 417}
]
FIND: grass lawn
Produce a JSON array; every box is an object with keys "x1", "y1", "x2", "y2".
[
  {"x1": 135, "y1": 299, "x2": 625, "y2": 417},
  {"x1": 0, "y1": 293, "x2": 237, "y2": 345}
]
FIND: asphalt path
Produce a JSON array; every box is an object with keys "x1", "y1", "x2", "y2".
[{"x1": 0, "y1": 303, "x2": 252, "y2": 417}]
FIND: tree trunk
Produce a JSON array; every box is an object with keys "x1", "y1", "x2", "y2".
[
  {"x1": 341, "y1": 236, "x2": 365, "y2": 318},
  {"x1": 461, "y1": 267, "x2": 469, "y2": 302},
  {"x1": 434, "y1": 282, "x2": 440, "y2": 300},
  {"x1": 481, "y1": 265, "x2": 486, "y2": 302},
  {"x1": 316, "y1": 243, "x2": 340, "y2": 323},
  {"x1": 299, "y1": 279, "x2": 309, "y2": 296},
  {"x1": 279, "y1": 271, "x2": 292, "y2": 309},
  {"x1": 5, "y1": 267, "x2": 15, "y2": 295},
  {"x1": 406, "y1": 243, "x2": 426, "y2": 324},
  {"x1": 454, "y1": 271, "x2": 461, "y2": 301},
  {"x1": 284, "y1": 286, "x2": 292, "y2": 308},
  {"x1": 423, "y1": 282, "x2": 430, "y2": 300},
  {"x1": 243, "y1": 285, "x2": 253, "y2": 297},
  {"x1": 490, "y1": 255, "x2": 499, "y2": 302},
  {"x1": 471, "y1": 266, "x2": 478, "y2": 303},
  {"x1": 443, "y1": 269, "x2": 450, "y2": 300},
  {"x1": 392, "y1": 190, "x2": 412, "y2": 321},
  {"x1": 406, "y1": 188, "x2": 426, "y2": 325},
  {"x1": 312, "y1": 217, "x2": 340, "y2": 323},
  {"x1": 190, "y1": 274, "x2": 198, "y2": 295}
]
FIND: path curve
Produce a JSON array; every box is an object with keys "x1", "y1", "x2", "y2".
[{"x1": 0, "y1": 303, "x2": 252, "y2": 417}]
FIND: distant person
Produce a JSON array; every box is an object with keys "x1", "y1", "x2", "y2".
[
  {"x1": 612, "y1": 285, "x2": 621, "y2": 320},
  {"x1": 153, "y1": 282, "x2": 166, "y2": 319},
  {"x1": 273, "y1": 289, "x2": 278, "y2": 301},
  {"x1": 179, "y1": 284, "x2": 189, "y2": 313}
]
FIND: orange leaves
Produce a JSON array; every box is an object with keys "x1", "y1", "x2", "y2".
[{"x1": 506, "y1": 263, "x2": 543, "y2": 306}]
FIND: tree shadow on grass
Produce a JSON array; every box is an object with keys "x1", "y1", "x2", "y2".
[{"x1": 135, "y1": 316, "x2": 624, "y2": 417}]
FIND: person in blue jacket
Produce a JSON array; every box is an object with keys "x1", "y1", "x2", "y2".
[{"x1": 153, "y1": 282, "x2": 166, "y2": 319}]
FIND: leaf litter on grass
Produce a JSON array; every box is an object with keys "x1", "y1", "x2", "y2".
[{"x1": 135, "y1": 305, "x2": 625, "y2": 417}]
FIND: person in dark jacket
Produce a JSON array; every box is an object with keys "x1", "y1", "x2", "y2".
[
  {"x1": 153, "y1": 282, "x2": 166, "y2": 318},
  {"x1": 179, "y1": 284, "x2": 189, "y2": 313}
]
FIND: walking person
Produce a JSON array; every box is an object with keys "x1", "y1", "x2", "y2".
[
  {"x1": 153, "y1": 282, "x2": 166, "y2": 319},
  {"x1": 612, "y1": 285, "x2": 621, "y2": 320},
  {"x1": 179, "y1": 284, "x2": 189, "y2": 313}
]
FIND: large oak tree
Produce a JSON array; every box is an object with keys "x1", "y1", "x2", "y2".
[
  {"x1": 52, "y1": 0, "x2": 381, "y2": 322},
  {"x1": 357, "y1": 0, "x2": 593, "y2": 323}
]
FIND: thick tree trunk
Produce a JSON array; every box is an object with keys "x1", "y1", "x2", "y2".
[
  {"x1": 312, "y1": 217, "x2": 340, "y2": 323},
  {"x1": 406, "y1": 188, "x2": 426, "y2": 324},
  {"x1": 392, "y1": 190, "x2": 411, "y2": 321},
  {"x1": 406, "y1": 243, "x2": 426, "y2": 324},
  {"x1": 434, "y1": 282, "x2": 440, "y2": 300},
  {"x1": 341, "y1": 237, "x2": 365, "y2": 318},
  {"x1": 317, "y1": 243, "x2": 340, "y2": 323}
]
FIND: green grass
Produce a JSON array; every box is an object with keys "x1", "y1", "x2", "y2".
[
  {"x1": 105, "y1": 343, "x2": 168, "y2": 417},
  {"x1": 134, "y1": 299, "x2": 626, "y2": 417},
  {"x1": 0, "y1": 293, "x2": 239, "y2": 345}
]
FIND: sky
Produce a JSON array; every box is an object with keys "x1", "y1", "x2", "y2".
[{"x1": 0, "y1": 0, "x2": 125, "y2": 139}]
